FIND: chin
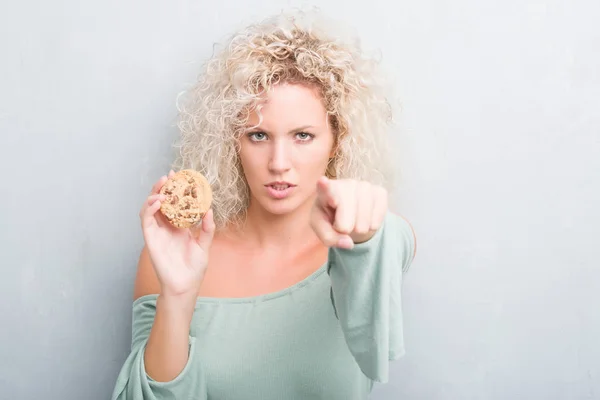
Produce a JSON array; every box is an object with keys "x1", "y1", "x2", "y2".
[
  {"x1": 253, "y1": 192, "x2": 311, "y2": 216},
  {"x1": 260, "y1": 199, "x2": 301, "y2": 216}
]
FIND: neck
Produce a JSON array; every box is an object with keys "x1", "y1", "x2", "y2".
[{"x1": 239, "y1": 196, "x2": 319, "y2": 251}]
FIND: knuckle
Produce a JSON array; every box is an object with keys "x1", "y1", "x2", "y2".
[
  {"x1": 354, "y1": 224, "x2": 370, "y2": 235},
  {"x1": 334, "y1": 222, "x2": 351, "y2": 234},
  {"x1": 369, "y1": 221, "x2": 382, "y2": 231}
]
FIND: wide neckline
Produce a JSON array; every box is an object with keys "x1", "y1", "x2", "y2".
[{"x1": 134, "y1": 261, "x2": 328, "y2": 306}]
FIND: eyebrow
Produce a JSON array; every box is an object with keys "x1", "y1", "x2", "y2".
[{"x1": 246, "y1": 125, "x2": 316, "y2": 134}]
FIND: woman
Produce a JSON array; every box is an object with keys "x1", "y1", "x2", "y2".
[{"x1": 112, "y1": 9, "x2": 417, "y2": 400}]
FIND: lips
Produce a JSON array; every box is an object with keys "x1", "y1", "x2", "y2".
[
  {"x1": 265, "y1": 182, "x2": 296, "y2": 190},
  {"x1": 264, "y1": 182, "x2": 296, "y2": 199}
]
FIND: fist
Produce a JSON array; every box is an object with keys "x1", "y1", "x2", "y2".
[{"x1": 310, "y1": 176, "x2": 388, "y2": 249}]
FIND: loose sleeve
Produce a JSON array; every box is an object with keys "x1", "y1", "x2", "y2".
[
  {"x1": 111, "y1": 295, "x2": 207, "y2": 400},
  {"x1": 327, "y1": 212, "x2": 416, "y2": 383}
]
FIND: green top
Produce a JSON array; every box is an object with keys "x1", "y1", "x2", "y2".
[{"x1": 111, "y1": 212, "x2": 416, "y2": 400}]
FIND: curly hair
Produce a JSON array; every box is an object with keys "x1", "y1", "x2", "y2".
[{"x1": 171, "y1": 9, "x2": 399, "y2": 230}]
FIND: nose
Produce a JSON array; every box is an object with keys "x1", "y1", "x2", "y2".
[{"x1": 268, "y1": 139, "x2": 291, "y2": 173}]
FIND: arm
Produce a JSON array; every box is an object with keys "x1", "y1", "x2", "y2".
[
  {"x1": 327, "y1": 212, "x2": 416, "y2": 383},
  {"x1": 135, "y1": 247, "x2": 196, "y2": 382},
  {"x1": 110, "y1": 247, "x2": 207, "y2": 400}
]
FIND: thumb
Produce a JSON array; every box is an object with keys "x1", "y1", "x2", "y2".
[{"x1": 195, "y1": 209, "x2": 216, "y2": 252}]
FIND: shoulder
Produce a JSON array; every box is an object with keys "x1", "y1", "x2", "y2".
[
  {"x1": 133, "y1": 245, "x2": 161, "y2": 300},
  {"x1": 389, "y1": 211, "x2": 417, "y2": 260},
  {"x1": 133, "y1": 232, "x2": 234, "y2": 301}
]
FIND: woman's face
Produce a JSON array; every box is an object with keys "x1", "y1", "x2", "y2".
[{"x1": 239, "y1": 82, "x2": 335, "y2": 217}]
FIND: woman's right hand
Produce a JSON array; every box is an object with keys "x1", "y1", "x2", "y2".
[{"x1": 139, "y1": 170, "x2": 216, "y2": 298}]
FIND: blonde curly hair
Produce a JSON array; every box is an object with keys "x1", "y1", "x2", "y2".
[{"x1": 171, "y1": 9, "x2": 399, "y2": 230}]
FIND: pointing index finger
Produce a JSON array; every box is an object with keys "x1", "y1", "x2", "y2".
[{"x1": 317, "y1": 176, "x2": 338, "y2": 208}]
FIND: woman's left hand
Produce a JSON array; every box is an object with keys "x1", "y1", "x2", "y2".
[{"x1": 310, "y1": 176, "x2": 388, "y2": 249}]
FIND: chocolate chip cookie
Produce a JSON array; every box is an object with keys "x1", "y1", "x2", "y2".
[{"x1": 159, "y1": 169, "x2": 212, "y2": 228}]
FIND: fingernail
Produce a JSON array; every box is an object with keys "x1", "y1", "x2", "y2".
[{"x1": 337, "y1": 237, "x2": 354, "y2": 249}]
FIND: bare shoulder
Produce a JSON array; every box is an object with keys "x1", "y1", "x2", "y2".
[{"x1": 133, "y1": 245, "x2": 162, "y2": 300}]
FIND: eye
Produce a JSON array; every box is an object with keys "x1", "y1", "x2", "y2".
[
  {"x1": 248, "y1": 131, "x2": 267, "y2": 141},
  {"x1": 296, "y1": 132, "x2": 314, "y2": 141}
]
